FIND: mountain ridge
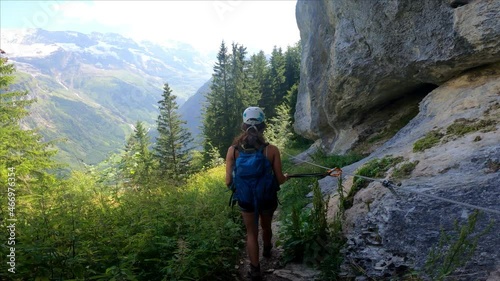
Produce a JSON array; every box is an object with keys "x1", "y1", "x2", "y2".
[{"x1": 1, "y1": 28, "x2": 213, "y2": 166}]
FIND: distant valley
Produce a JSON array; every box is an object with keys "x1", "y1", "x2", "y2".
[{"x1": 1, "y1": 28, "x2": 213, "y2": 167}]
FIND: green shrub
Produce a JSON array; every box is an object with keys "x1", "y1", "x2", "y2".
[
  {"x1": 345, "y1": 156, "x2": 404, "y2": 209},
  {"x1": 9, "y1": 166, "x2": 243, "y2": 281},
  {"x1": 413, "y1": 130, "x2": 444, "y2": 152},
  {"x1": 413, "y1": 118, "x2": 496, "y2": 153},
  {"x1": 280, "y1": 182, "x2": 330, "y2": 265},
  {"x1": 392, "y1": 160, "x2": 419, "y2": 179},
  {"x1": 319, "y1": 177, "x2": 347, "y2": 280},
  {"x1": 446, "y1": 118, "x2": 496, "y2": 137},
  {"x1": 424, "y1": 211, "x2": 493, "y2": 281}
]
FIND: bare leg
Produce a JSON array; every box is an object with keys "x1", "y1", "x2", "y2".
[
  {"x1": 260, "y1": 213, "x2": 273, "y2": 250},
  {"x1": 241, "y1": 211, "x2": 259, "y2": 266}
]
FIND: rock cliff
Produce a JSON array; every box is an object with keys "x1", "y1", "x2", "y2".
[
  {"x1": 294, "y1": 0, "x2": 500, "y2": 280},
  {"x1": 295, "y1": 0, "x2": 500, "y2": 153}
]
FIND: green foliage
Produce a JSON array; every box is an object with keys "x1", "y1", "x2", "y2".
[
  {"x1": 413, "y1": 130, "x2": 444, "y2": 152},
  {"x1": 154, "y1": 83, "x2": 193, "y2": 182},
  {"x1": 261, "y1": 46, "x2": 287, "y2": 118},
  {"x1": 413, "y1": 117, "x2": 496, "y2": 153},
  {"x1": 445, "y1": 118, "x2": 496, "y2": 137},
  {"x1": 279, "y1": 176, "x2": 347, "y2": 279},
  {"x1": 0, "y1": 54, "x2": 58, "y2": 189},
  {"x1": 203, "y1": 41, "x2": 301, "y2": 159},
  {"x1": 1, "y1": 61, "x2": 242, "y2": 280},
  {"x1": 266, "y1": 103, "x2": 294, "y2": 150},
  {"x1": 319, "y1": 178, "x2": 346, "y2": 280},
  {"x1": 346, "y1": 156, "x2": 404, "y2": 209},
  {"x1": 120, "y1": 121, "x2": 155, "y2": 187},
  {"x1": 392, "y1": 160, "x2": 419, "y2": 180},
  {"x1": 202, "y1": 142, "x2": 225, "y2": 169},
  {"x1": 311, "y1": 151, "x2": 365, "y2": 171},
  {"x1": 249, "y1": 51, "x2": 269, "y2": 98},
  {"x1": 278, "y1": 150, "x2": 362, "y2": 218},
  {"x1": 424, "y1": 211, "x2": 493, "y2": 281},
  {"x1": 5, "y1": 166, "x2": 243, "y2": 281},
  {"x1": 277, "y1": 150, "x2": 360, "y2": 273},
  {"x1": 284, "y1": 42, "x2": 301, "y2": 93},
  {"x1": 280, "y1": 182, "x2": 330, "y2": 265},
  {"x1": 203, "y1": 41, "x2": 235, "y2": 159}
]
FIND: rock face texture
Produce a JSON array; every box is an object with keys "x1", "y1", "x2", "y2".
[
  {"x1": 326, "y1": 64, "x2": 500, "y2": 280},
  {"x1": 294, "y1": 0, "x2": 500, "y2": 279},
  {"x1": 295, "y1": 0, "x2": 500, "y2": 153}
]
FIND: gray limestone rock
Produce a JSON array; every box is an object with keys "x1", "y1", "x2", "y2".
[
  {"x1": 319, "y1": 64, "x2": 500, "y2": 280},
  {"x1": 294, "y1": 0, "x2": 500, "y2": 153}
]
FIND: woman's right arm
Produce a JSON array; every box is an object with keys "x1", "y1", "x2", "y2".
[{"x1": 225, "y1": 146, "x2": 235, "y2": 187}]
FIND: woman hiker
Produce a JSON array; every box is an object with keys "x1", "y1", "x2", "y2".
[{"x1": 225, "y1": 106, "x2": 289, "y2": 281}]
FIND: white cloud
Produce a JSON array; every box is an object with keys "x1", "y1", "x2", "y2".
[{"x1": 55, "y1": 0, "x2": 299, "y2": 54}]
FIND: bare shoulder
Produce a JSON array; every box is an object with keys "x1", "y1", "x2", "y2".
[
  {"x1": 226, "y1": 145, "x2": 236, "y2": 160},
  {"x1": 266, "y1": 144, "x2": 280, "y2": 156}
]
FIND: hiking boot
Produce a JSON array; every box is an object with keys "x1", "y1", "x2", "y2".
[
  {"x1": 248, "y1": 263, "x2": 262, "y2": 281},
  {"x1": 263, "y1": 245, "x2": 272, "y2": 258}
]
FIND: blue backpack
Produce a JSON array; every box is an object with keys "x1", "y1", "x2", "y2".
[{"x1": 229, "y1": 145, "x2": 280, "y2": 223}]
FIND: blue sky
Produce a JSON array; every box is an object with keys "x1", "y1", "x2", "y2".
[{"x1": 1, "y1": 0, "x2": 300, "y2": 54}]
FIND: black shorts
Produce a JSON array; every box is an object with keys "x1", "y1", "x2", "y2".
[{"x1": 238, "y1": 200, "x2": 278, "y2": 215}]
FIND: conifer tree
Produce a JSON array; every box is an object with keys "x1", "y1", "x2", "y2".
[
  {"x1": 229, "y1": 43, "x2": 260, "y2": 137},
  {"x1": 203, "y1": 41, "x2": 260, "y2": 159},
  {"x1": 120, "y1": 121, "x2": 154, "y2": 187},
  {"x1": 249, "y1": 51, "x2": 269, "y2": 100},
  {"x1": 154, "y1": 83, "x2": 193, "y2": 181},
  {"x1": 284, "y1": 42, "x2": 301, "y2": 91},
  {"x1": 203, "y1": 41, "x2": 230, "y2": 159},
  {"x1": 260, "y1": 46, "x2": 286, "y2": 119},
  {"x1": 0, "y1": 52, "x2": 59, "y2": 265},
  {"x1": 0, "y1": 51, "x2": 56, "y2": 185}
]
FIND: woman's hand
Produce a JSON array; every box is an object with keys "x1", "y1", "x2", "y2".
[{"x1": 284, "y1": 173, "x2": 290, "y2": 181}]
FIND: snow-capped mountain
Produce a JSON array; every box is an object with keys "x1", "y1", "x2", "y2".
[{"x1": 0, "y1": 28, "x2": 214, "y2": 166}]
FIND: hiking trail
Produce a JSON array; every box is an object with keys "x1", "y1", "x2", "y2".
[{"x1": 236, "y1": 209, "x2": 320, "y2": 281}]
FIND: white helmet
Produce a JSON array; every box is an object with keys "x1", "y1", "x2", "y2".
[{"x1": 243, "y1": 107, "x2": 265, "y2": 125}]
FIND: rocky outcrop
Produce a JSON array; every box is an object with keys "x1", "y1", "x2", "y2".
[
  {"x1": 321, "y1": 64, "x2": 499, "y2": 280},
  {"x1": 295, "y1": 0, "x2": 500, "y2": 153},
  {"x1": 294, "y1": 0, "x2": 500, "y2": 279}
]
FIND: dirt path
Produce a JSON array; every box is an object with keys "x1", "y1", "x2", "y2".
[
  {"x1": 236, "y1": 210, "x2": 320, "y2": 281},
  {"x1": 236, "y1": 209, "x2": 287, "y2": 281}
]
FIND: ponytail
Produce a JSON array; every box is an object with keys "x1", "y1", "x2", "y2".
[{"x1": 232, "y1": 122, "x2": 268, "y2": 148}]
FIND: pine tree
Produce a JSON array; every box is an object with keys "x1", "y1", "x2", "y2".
[
  {"x1": 120, "y1": 121, "x2": 154, "y2": 187},
  {"x1": 0, "y1": 51, "x2": 57, "y2": 184},
  {"x1": 203, "y1": 41, "x2": 230, "y2": 159},
  {"x1": 260, "y1": 46, "x2": 286, "y2": 119},
  {"x1": 230, "y1": 43, "x2": 260, "y2": 136},
  {"x1": 203, "y1": 41, "x2": 260, "y2": 160},
  {"x1": 284, "y1": 42, "x2": 301, "y2": 91},
  {"x1": 0, "y1": 52, "x2": 58, "y2": 263},
  {"x1": 248, "y1": 51, "x2": 269, "y2": 100},
  {"x1": 154, "y1": 83, "x2": 193, "y2": 182}
]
